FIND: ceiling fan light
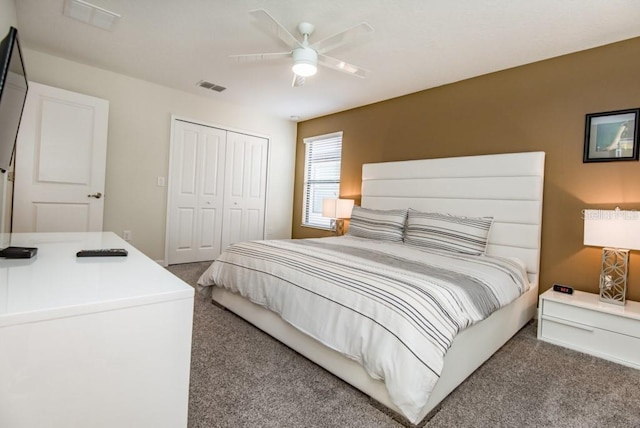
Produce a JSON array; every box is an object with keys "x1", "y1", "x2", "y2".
[
  {"x1": 292, "y1": 47, "x2": 318, "y2": 77},
  {"x1": 292, "y1": 62, "x2": 317, "y2": 77}
]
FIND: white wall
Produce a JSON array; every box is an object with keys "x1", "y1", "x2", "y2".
[
  {"x1": 21, "y1": 48, "x2": 297, "y2": 261},
  {"x1": 0, "y1": 0, "x2": 16, "y2": 32}
]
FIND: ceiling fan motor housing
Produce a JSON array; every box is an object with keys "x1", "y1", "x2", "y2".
[{"x1": 292, "y1": 47, "x2": 318, "y2": 76}]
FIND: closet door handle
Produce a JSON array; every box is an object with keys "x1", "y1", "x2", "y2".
[{"x1": 88, "y1": 192, "x2": 103, "y2": 199}]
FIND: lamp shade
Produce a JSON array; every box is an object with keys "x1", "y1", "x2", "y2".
[
  {"x1": 583, "y1": 209, "x2": 640, "y2": 250},
  {"x1": 322, "y1": 198, "x2": 354, "y2": 219}
]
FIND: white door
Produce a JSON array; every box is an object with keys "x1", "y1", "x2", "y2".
[
  {"x1": 220, "y1": 131, "x2": 268, "y2": 252},
  {"x1": 167, "y1": 120, "x2": 227, "y2": 264},
  {"x1": 13, "y1": 82, "x2": 109, "y2": 233},
  {"x1": 166, "y1": 120, "x2": 269, "y2": 265}
]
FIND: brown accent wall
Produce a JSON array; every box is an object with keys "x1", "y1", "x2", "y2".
[{"x1": 294, "y1": 36, "x2": 640, "y2": 301}]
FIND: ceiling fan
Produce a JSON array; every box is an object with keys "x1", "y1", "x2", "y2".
[{"x1": 231, "y1": 9, "x2": 373, "y2": 87}]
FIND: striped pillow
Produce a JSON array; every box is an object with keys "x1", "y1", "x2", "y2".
[
  {"x1": 347, "y1": 206, "x2": 407, "y2": 242},
  {"x1": 404, "y1": 210, "x2": 494, "y2": 255}
]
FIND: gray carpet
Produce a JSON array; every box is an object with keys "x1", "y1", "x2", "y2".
[{"x1": 167, "y1": 262, "x2": 640, "y2": 428}]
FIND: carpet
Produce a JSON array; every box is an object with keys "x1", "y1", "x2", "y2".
[{"x1": 167, "y1": 262, "x2": 640, "y2": 428}]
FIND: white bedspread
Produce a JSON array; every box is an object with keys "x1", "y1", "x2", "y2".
[{"x1": 197, "y1": 236, "x2": 528, "y2": 423}]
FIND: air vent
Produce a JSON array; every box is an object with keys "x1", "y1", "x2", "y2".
[
  {"x1": 197, "y1": 80, "x2": 226, "y2": 92},
  {"x1": 63, "y1": 0, "x2": 121, "y2": 31}
]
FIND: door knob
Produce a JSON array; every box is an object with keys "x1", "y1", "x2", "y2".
[{"x1": 88, "y1": 192, "x2": 102, "y2": 199}]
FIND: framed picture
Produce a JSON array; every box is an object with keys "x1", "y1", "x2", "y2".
[{"x1": 583, "y1": 108, "x2": 639, "y2": 163}]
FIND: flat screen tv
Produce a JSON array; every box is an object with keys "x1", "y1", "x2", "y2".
[
  {"x1": 0, "y1": 26, "x2": 29, "y2": 174},
  {"x1": 0, "y1": 27, "x2": 36, "y2": 258}
]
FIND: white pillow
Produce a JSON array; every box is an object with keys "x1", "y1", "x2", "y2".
[
  {"x1": 347, "y1": 206, "x2": 407, "y2": 242},
  {"x1": 404, "y1": 210, "x2": 494, "y2": 255}
]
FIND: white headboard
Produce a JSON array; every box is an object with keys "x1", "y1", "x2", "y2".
[{"x1": 360, "y1": 151, "x2": 545, "y2": 286}]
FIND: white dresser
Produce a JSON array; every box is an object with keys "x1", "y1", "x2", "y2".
[
  {"x1": 537, "y1": 288, "x2": 640, "y2": 369},
  {"x1": 0, "y1": 232, "x2": 194, "y2": 428}
]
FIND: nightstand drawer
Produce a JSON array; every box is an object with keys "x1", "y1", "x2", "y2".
[
  {"x1": 540, "y1": 315, "x2": 640, "y2": 368},
  {"x1": 543, "y1": 300, "x2": 640, "y2": 338}
]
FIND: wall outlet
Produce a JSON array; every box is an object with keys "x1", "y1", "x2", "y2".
[
  {"x1": 157, "y1": 176, "x2": 166, "y2": 187},
  {"x1": 123, "y1": 230, "x2": 132, "y2": 241}
]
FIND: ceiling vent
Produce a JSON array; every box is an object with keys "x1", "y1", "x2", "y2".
[
  {"x1": 197, "y1": 80, "x2": 227, "y2": 92},
  {"x1": 63, "y1": 0, "x2": 121, "y2": 31}
]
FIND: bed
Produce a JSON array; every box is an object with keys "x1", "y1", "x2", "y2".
[{"x1": 198, "y1": 151, "x2": 545, "y2": 425}]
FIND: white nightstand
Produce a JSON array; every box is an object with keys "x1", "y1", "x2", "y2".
[{"x1": 537, "y1": 288, "x2": 640, "y2": 369}]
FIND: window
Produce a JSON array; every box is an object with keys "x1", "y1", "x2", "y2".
[{"x1": 302, "y1": 132, "x2": 343, "y2": 229}]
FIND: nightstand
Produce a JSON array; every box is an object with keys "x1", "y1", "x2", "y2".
[{"x1": 537, "y1": 288, "x2": 640, "y2": 369}]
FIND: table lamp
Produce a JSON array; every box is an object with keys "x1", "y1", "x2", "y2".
[
  {"x1": 583, "y1": 208, "x2": 640, "y2": 305},
  {"x1": 322, "y1": 198, "x2": 354, "y2": 235}
]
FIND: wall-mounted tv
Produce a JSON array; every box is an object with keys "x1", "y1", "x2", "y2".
[{"x1": 0, "y1": 27, "x2": 29, "y2": 173}]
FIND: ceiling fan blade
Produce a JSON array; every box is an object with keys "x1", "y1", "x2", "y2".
[
  {"x1": 249, "y1": 9, "x2": 302, "y2": 50},
  {"x1": 318, "y1": 54, "x2": 370, "y2": 79},
  {"x1": 229, "y1": 52, "x2": 291, "y2": 64},
  {"x1": 311, "y1": 22, "x2": 373, "y2": 55},
  {"x1": 292, "y1": 74, "x2": 305, "y2": 87}
]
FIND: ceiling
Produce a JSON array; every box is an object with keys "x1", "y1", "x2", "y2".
[{"x1": 14, "y1": 0, "x2": 640, "y2": 121}]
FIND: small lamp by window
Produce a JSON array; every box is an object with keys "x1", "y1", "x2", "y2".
[
  {"x1": 322, "y1": 198, "x2": 354, "y2": 235},
  {"x1": 583, "y1": 208, "x2": 640, "y2": 305}
]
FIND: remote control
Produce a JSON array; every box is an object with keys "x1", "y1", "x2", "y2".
[{"x1": 76, "y1": 248, "x2": 128, "y2": 257}]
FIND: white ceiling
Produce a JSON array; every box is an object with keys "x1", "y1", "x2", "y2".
[{"x1": 14, "y1": 0, "x2": 640, "y2": 121}]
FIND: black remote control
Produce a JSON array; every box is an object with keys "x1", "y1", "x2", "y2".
[{"x1": 76, "y1": 248, "x2": 128, "y2": 257}]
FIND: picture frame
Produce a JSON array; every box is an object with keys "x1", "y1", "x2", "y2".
[{"x1": 583, "y1": 108, "x2": 640, "y2": 163}]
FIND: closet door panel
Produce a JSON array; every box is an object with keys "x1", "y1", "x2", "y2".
[
  {"x1": 198, "y1": 207, "x2": 217, "y2": 249},
  {"x1": 248, "y1": 142, "x2": 267, "y2": 198},
  {"x1": 221, "y1": 132, "x2": 268, "y2": 251},
  {"x1": 177, "y1": 208, "x2": 195, "y2": 249},
  {"x1": 245, "y1": 208, "x2": 262, "y2": 241},
  {"x1": 168, "y1": 121, "x2": 226, "y2": 264},
  {"x1": 227, "y1": 141, "x2": 245, "y2": 197},
  {"x1": 201, "y1": 132, "x2": 224, "y2": 196},
  {"x1": 194, "y1": 127, "x2": 226, "y2": 261},
  {"x1": 224, "y1": 208, "x2": 243, "y2": 250},
  {"x1": 178, "y1": 131, "x2": 197, "y2": 195}
]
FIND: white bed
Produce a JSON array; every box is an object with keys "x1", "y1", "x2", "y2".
[{"x1": 201, "y1": 151, "x2": 545, "y2": 425}]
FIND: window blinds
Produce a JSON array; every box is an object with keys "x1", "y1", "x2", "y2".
[{"x1": 302, "y1": 133, "x2": 343, "y2": 228}]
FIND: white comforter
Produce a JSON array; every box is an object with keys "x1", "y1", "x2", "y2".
[{"x1": 197, "y1": 236, "x2": 528, "y2": 423}]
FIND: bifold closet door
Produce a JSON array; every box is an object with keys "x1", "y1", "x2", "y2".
[
  {"x1": 220, "y1": 131, "x2": 268, "y2": 252},
  {"x1": 167, "y1": 121, "x2": 226, "y2": 264}
]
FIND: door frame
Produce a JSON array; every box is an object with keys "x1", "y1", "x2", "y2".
[{"x1": 164, "y1": 115, "x2": 270, "y2": 266}]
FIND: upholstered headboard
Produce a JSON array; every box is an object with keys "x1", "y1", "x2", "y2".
[{"x1": 360, "y1": 152, "x2": 545, "y2": 286}]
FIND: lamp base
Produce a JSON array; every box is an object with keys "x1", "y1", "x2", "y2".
[
  {"x1": 329, "y1": 219, "x2": 346, "y2": 236},
  {"x1": 599, "y1": 247, "x2": 628, "y2": 306}
]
